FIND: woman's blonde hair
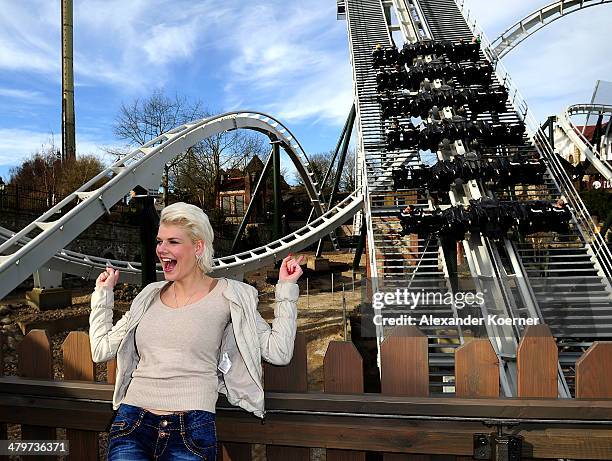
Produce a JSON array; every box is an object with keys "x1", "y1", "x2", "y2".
[{"x1": 160, "y1": 202, "x2": 215, "y2": 274}]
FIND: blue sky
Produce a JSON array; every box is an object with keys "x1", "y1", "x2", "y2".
[{"x1": 1, "y1": 0, "x2": 611, "y2": 182}]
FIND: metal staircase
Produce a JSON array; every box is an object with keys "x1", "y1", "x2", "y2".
[
  {"x1": 344, "y1": 0, "x2": 463, "y2": 394},
  {"x1": 343, "y1": 0, "x2": 612, "y2": 396}
]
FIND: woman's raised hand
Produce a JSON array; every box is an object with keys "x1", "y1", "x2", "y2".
[
  {"x1": 279, "y1": 254, "x2": 304, "y2": 283},
  {"x1": 96, "y1": 267, "x2": 120, "y2": 290}
]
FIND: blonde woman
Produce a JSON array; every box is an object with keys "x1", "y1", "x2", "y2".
[{"x1": 90, "y1": 202, "x2": 303, "y2": 461}]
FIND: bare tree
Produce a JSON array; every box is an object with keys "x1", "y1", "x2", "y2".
[
  {"x1": 295, "y1": 148, "x2": 356, "y2": 194},
  {"x1": 114, "y1": 90, "x2": 205, "y2": 145},
  {"x1": 112, "y1": 89, "x2": 268, "y2": 209},
  {"x1": 57, "y1": 155, "x2": 106, "y2": 196},
  {"x1": 340, "y1": 148, "x2": 356, "y2": 192},
  {"x1": 9, "y1": 143, "x2": 61, "y2": 200},
  {"x1": 171, "y1": 131, "x2": 267, "y2": 209},
  {"x1": 294, "y1": 151, "x2": 335, "y2": 193}
]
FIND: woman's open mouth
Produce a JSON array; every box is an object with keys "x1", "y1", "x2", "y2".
[{"x1": 161, "y1": 258, "x2": 177, "y2": 273}]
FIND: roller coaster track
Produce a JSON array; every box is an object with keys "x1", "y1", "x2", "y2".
[
  {"x1": 0, "y1": 190, "x2": 363, "y2": 286},
  {"x1": 343, "y1": 0, "x2": 612, "y2": 395},
  {"x1": 489, "y1": 0, "x2": 612, "y2": 60},
  {"x1": 425, "y1": 0, "x2": 612, "y2": 392},
  {"x1": 345, "y1": 0, "x2": 465, "y2": 389},
  {"x1": 0, "y1": 111, "x2": 347, "y2": 300},
  {"x1": 556, "y1": 104, "x2": 612, "y2": 181}
]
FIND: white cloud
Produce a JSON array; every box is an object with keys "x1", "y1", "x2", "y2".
[
  {"x1": 142, "y1": 23, "x2": 199, "y2": 66},
  {"x1": 0, "y1": 0, "x2": 227, "y2": 91},
  {"x1": 462, "y1": 0, "x2": 612, "y2": 122},
  {"x1": 218, "y1": 1, "x2": 353, "y2": 125},
  {"x1": 0, "y1": 128, "x2": 117, "y2": 168},
  {"x1": 0, "y1": 88, "x2": 49, "y2": 103},
  {"x1": 0, "y1": 1, "x2": 59, "y2": 74}
]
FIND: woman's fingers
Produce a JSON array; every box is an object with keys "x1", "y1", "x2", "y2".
[{"x1": 97, "y1": 267, "x2": 119, "y2": 288}]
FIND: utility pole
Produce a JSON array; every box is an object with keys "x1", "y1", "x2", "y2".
[{"x1": 61, "y1": 0, "x2": 76, "y2": 162}]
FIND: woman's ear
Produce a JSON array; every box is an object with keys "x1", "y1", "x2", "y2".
[{"x1": 196, "y1": 240, "x2": 204, "y2": 256}]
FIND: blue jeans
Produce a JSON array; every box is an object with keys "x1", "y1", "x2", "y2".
[{"x1": 107, "y1": 404, "x2": 217, "y2": 461}]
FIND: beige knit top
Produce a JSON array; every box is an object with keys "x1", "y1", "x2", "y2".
[{"x1": 122, "y1": 278, "x2": 230, "y2": 412}]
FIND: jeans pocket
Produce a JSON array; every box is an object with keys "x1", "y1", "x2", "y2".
[
  {"x1": 182, "y1": 421, "x2": 217, "y2": 460},
  {"x1": 109, "y1": 417, "x2": 138, "y2": 440}
]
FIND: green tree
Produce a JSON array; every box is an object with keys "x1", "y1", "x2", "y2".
[{"x1": 9, "y1": 142, "x2": 105, "y2": 205}]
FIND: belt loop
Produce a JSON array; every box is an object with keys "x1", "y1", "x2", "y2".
[
  {"x1": 139, "y1": 408, "x2": 147, "y2": 425},
  {"x1": 179, "y1": 412, "x2": 185, "y2": 434}
]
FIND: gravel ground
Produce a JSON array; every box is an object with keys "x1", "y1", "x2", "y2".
[{"x1": 1, "y1": 250, "x2": 365, "y2": 460}]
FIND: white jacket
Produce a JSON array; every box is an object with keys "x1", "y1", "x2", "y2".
[{"x1": 89, "y1": 277, "x2": 299, "y2": 418}]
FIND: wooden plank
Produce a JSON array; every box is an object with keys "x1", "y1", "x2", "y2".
[
  {"x1": 18, "y1": 329, "x2": 56, "y2": 461},
  {"x1": 455, "y1": 338, "x2": 499, "y2": 398},
  {"x1": 2, "y1": 377, "x2": 612, "y2": 420},
  {"x1": 324, "y1": 341, "x2": 364, "y2": 394},
  {"x1": 215, "y1": 414, "x2": 612, "y2": 459},
  {"x1": 380, "y1": 326, "x2": 429, "y2": 461},
  {"x1": 517, "y1": 324, "x2": 557, "y2": 398},
  {"x1": 576, "y1": 342, "x2": 612, "y2": 398},
  {"x1": 62, "y1": 332, "x2": 97, "y2": 461},
  {"x1": 263, "y1": 332, "x2": 308, "y2": 393},
  {"x1": 264, "y1": 332, "x2": 309, "y2": 461},
  {"x1": 63, "y1": 332, "x2": 94, "y2": 381},
  {"x1": 0, "y1": 394, "x2": 611, "y2": 458},
  {"x1": 18, "y1": 330, "x2": 53, "y2": 379},
  {"x1": 380, "y1": 326, "x2": 429, "y2": 396},
  {"x1": 324, "y1": 341, "x2": 365, "y2": 461},
  {"x1": 455, "y1": 338, "x2": 499, "y2": 461}
]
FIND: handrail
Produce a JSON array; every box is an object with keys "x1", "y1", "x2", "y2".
[{"x1": 1, "y1": 377, "x2": 612, "y2": 424}]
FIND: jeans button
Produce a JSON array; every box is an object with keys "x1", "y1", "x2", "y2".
[{"x1": 161, "y1": 420, "x2": 168, "y2": 427}]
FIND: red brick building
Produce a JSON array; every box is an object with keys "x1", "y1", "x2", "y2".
[{"x1": 216, "y1": 155, "x2": 291, "y2": 224}]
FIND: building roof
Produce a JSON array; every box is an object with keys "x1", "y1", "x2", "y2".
[
  {"x1": 220, "y1": 177, "x2": 245, "y2": 192},
  {"x1": 245, "y1": 155, "x2": 264, "y2": 173},
  {"x1": 575, "y1": 122, "x2": 609, "y2": 141}
]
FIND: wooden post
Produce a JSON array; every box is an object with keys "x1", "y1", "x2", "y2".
[
  {"x1": 324, "y1": 341, "x2": 365, "y2": 461},
  {"x1": 455, "y1": 338, "x2": 499, "y2": 398},
  {"x1": 380, "y1": 325, "x2": 429, "y2": 461},
  {"x1": 63, "y1": 332, "x2": 97, "y2": 461},
  {"x1": 576, "y1": 342, "x2": 612, "y2": 398},
  {"x1": 455, "y1": 338, "x2": 499, "y2": 461},
  {"x1": 18, "y1": 330, "x2": 55, "y2": 461},
  {"x1": 264, "y1": 332, "x2": 309, "y2": 461},
  {"x1": 517, "y1": 324, "x2": 557, "y2": 398},
  {"x1": 107, "y1": 359, "x2": 116, "y2": 384}
]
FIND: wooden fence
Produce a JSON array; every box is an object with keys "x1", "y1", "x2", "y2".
[{"x1": 0, "y1": 324, "x2": 611, "y2": 460}]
